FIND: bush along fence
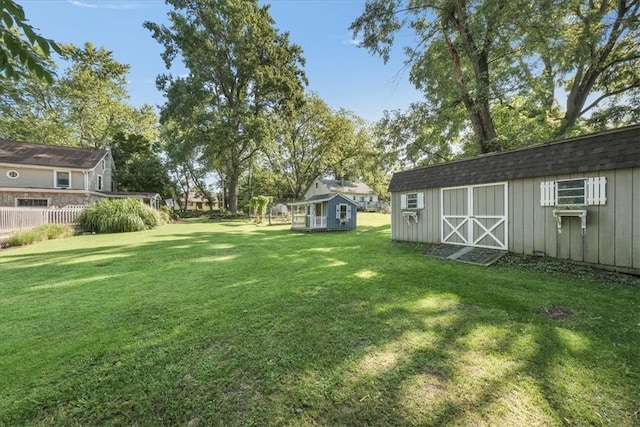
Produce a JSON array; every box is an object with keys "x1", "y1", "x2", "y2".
[{"x1": 0, "y1": 206, "x2": 86, "y2": 234}]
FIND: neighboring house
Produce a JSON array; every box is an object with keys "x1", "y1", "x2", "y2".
[
  {"x1": 289, "y1": 193, "x2": 358, "y2": 231},
  {"x1": 389, "y1": 125, "x2": 640, "y2": 274},
  {"x1": 177, "y1": 192, "x2": 219, "y2": 211},
  {"x1": 0, "y1": 140, "x2": 159, "y2": 208},
  {"x1": 305, "y1": 178, "x2": 381, "y2": 211}
]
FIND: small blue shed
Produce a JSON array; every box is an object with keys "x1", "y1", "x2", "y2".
[{"x1": 289, "y1": 193, "x2": 358, "y2": 231}]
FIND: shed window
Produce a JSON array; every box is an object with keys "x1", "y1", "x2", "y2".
[
  {"x1": 556, "y1": 179, "x2": 586, "y2": 206},
  {"x1": 17, "y1": 198, "x2": 48, "y2": 207},
  {"x1": 401, "y1": 192, "x2": 425, "y2": 209},
  {"x1": 540, "y1": 177, "x2": 606, "y2": 206},
  {"x1": 339, "y1": 204, "x2": 348, "y2": 219},
  {"x1": 336, "y1": 203, "x2": 352, "y2": 220},
  {"x1": 55, "y1": 170, "x2": 71, "y2": 188}
]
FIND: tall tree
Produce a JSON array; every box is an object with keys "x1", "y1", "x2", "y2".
[
  {"x1": 265, "y1": 95, "x2": 339, "y2": 200},
  {"x1": 264, "y1": 95, "x2": 376, "y2": 200},
  {"x1": 0, "y1": 43, "x2": 160, "y2": 148},
  {"x1": 0, "y1": 0, "x2": 61, "y2": 83},
  {"x1": 57, "y1": 42, "x2": 133, "y2": 148},
  {"x1": 162, "y1": 120, "x2": 218, "y2": 211},
  {"x1": 111, "y1": 132, "x2": 172, "y2": 197},
  {"x1": 375, "y1": 103, "x2": 460, "y2": 168},
  {"x1": 145, "y1": 0, "x2": 307, "y2": 213},
  {"x1": 351, "y1": 0, "x2": 640, "y2": 153},
  {"x1": 550, "y1": 0, "x2": 640, "y2": 133},
  {"x1": 0, "y1": 59, "x2": 70, "y2": 143}
]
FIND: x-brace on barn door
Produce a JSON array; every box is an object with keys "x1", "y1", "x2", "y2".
[{"x1": 440, "y1": 183, "x2": 508, "y2": 250}]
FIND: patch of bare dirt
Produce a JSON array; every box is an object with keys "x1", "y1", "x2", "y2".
[{"x1": 541, "y1": 305, "x2": 574, "y2": 320}]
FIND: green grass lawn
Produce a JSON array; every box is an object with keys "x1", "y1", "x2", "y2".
[{"x1": 1, "y1": 213, "x2": 639, "y2": 426}]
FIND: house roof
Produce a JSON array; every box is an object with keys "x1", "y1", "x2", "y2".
[
  {"x1": 0, "y1": 139, "x2": 109, "y2": 169},
  {"x1": 321, "y1": 179, "x2": 377, "y2": 195},
  {"x1": 389, "y1": 125, "x2": 640, "y2": 192},
  {"x1": 289, "y1": 193, "x2": 359, "y2": 206},
  {"x1": 104, "y1": 192, "x2": 161, "y2": 199}
]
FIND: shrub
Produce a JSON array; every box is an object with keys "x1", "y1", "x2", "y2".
[
  {"x1": 3, "y1": 224, "x2": 75, "y2": 248},
  {"x1": 79, "y1": 199, "x2": 164, "y2": 234},
  {"x1": 41, "y1": 224, "x2": 76, "y2": 240},
  {"x1": 159, "y1": 205, "x2": 174, "y2": 222}
]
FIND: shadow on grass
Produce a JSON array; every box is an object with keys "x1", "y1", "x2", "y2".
[{"x1": 0, "y1": 221, "x2": 638, "y2": 425}]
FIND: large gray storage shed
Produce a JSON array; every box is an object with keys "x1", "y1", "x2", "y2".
[{"x1": 389, "y1": 125, "x2": 640, "y2": 273}]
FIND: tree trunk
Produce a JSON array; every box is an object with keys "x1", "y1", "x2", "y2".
[
  {"x1": 444, "y1": 33, "x2": 497, "y2": 153},
  {"x1": 228, "y1": 172, "x2": 239, "y2": 214}
]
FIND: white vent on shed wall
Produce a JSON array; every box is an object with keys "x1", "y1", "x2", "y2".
[
  {"x1": 540, "y1": 181, "x2": 555, "y2": 206},
  {"x1": 587, "y1": 177, "x2": 607, "y2": 205}
]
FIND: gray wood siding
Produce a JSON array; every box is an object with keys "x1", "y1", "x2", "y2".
[
  {"x1": 634, "y1": 168, "x2": 640, "y2": 269},
  {"x1": 508, "y1": 167, "x2": 639, "y2": 271},
  {"x1": 390, "y1": 189, "x2": 439, "y2": 242},
  {"x1": 391, "y1": 166, "x2": 639, "y2": 272},
  {"x1": 1, "y1": 164, "x2": 110, "y2": 192}
]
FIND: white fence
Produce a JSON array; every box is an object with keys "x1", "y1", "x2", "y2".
[{"x1": 0, "y1": 207, "x2": 86, "y2": 234}]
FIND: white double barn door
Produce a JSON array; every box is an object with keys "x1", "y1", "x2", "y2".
[{"x1": 441, "y1": 182, "x2": 508, "y2": 250}]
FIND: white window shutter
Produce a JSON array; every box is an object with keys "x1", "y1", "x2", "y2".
[
  {"x1": 336, "y1": 205, "x2": 340, "y2": 219},
  {"x1": 417, "y1": 192, "x2": 425, "y2": 209},
  {"x1": 347, "y1": 205, "x2": 352, "y2": 219},
  {"x1": 400, "y1": 194, "x2": 407, "y2": 209},
  {"x1": 540, "y1": 181, "x2": 555, "y2": 206},
  {"x1": 587, "y1": 176, "x2": 607, "y2": 205}
]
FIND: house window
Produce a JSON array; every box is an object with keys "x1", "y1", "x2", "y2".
[
  {"x1": 55, "y1": 171, "x2": 71, "y2": 188},
  {"x1": 97, "y1": 175, "x2": 103, "y2": 190},
  {"x1": 315, "y1": 182, "x2": 318, "y2": 188},
  {"x1": 102, "y1": 159, "x2": 106, "y2": 171},
  {"x1": 6, "y1": 170, "x2": 19, "y2": 179},
  {"x1": 556, "y1": 179, "x2": 586, "y2": 206},
  {"x1": 17, "y1": 198, "x2": 48, "y2": 207}
]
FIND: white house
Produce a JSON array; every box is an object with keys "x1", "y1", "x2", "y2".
[{"x1": 304, "y1": 178, "x2": 381, "y2": 211}]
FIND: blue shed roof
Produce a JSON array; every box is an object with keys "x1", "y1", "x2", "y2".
[{"x1": 307, "y1": 193, "x2": 358, "y2": 205}]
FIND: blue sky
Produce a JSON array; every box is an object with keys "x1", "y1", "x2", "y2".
[{"x1": 20, "y1": 0, "x2": 424, "y2": 122}]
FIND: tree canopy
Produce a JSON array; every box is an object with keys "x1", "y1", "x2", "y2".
[
  {"x1": 351, "y1": 0, "x2": 640, "y2": 157},
  {"x1": 145, "y1": 0, "x2": 307, "y2": 213},
  {"x1": 0, "y1": 0, "x2": 61, "y2": 83}
]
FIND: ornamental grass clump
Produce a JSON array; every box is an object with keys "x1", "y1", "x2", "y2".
[
  {"x1": 79, "y1": 199, "x2": 163, "y2": 233},
  {"x1": 3, "y1": 224, "x2": 74, "y2": 248}
]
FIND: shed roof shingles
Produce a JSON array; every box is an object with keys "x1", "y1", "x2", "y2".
[
  {"x1": 0, "y1": 140, "x2": 108, "y2": 170},
  {"x1": 389, "y1": 125, "x2": 640, "y2": 192}
]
